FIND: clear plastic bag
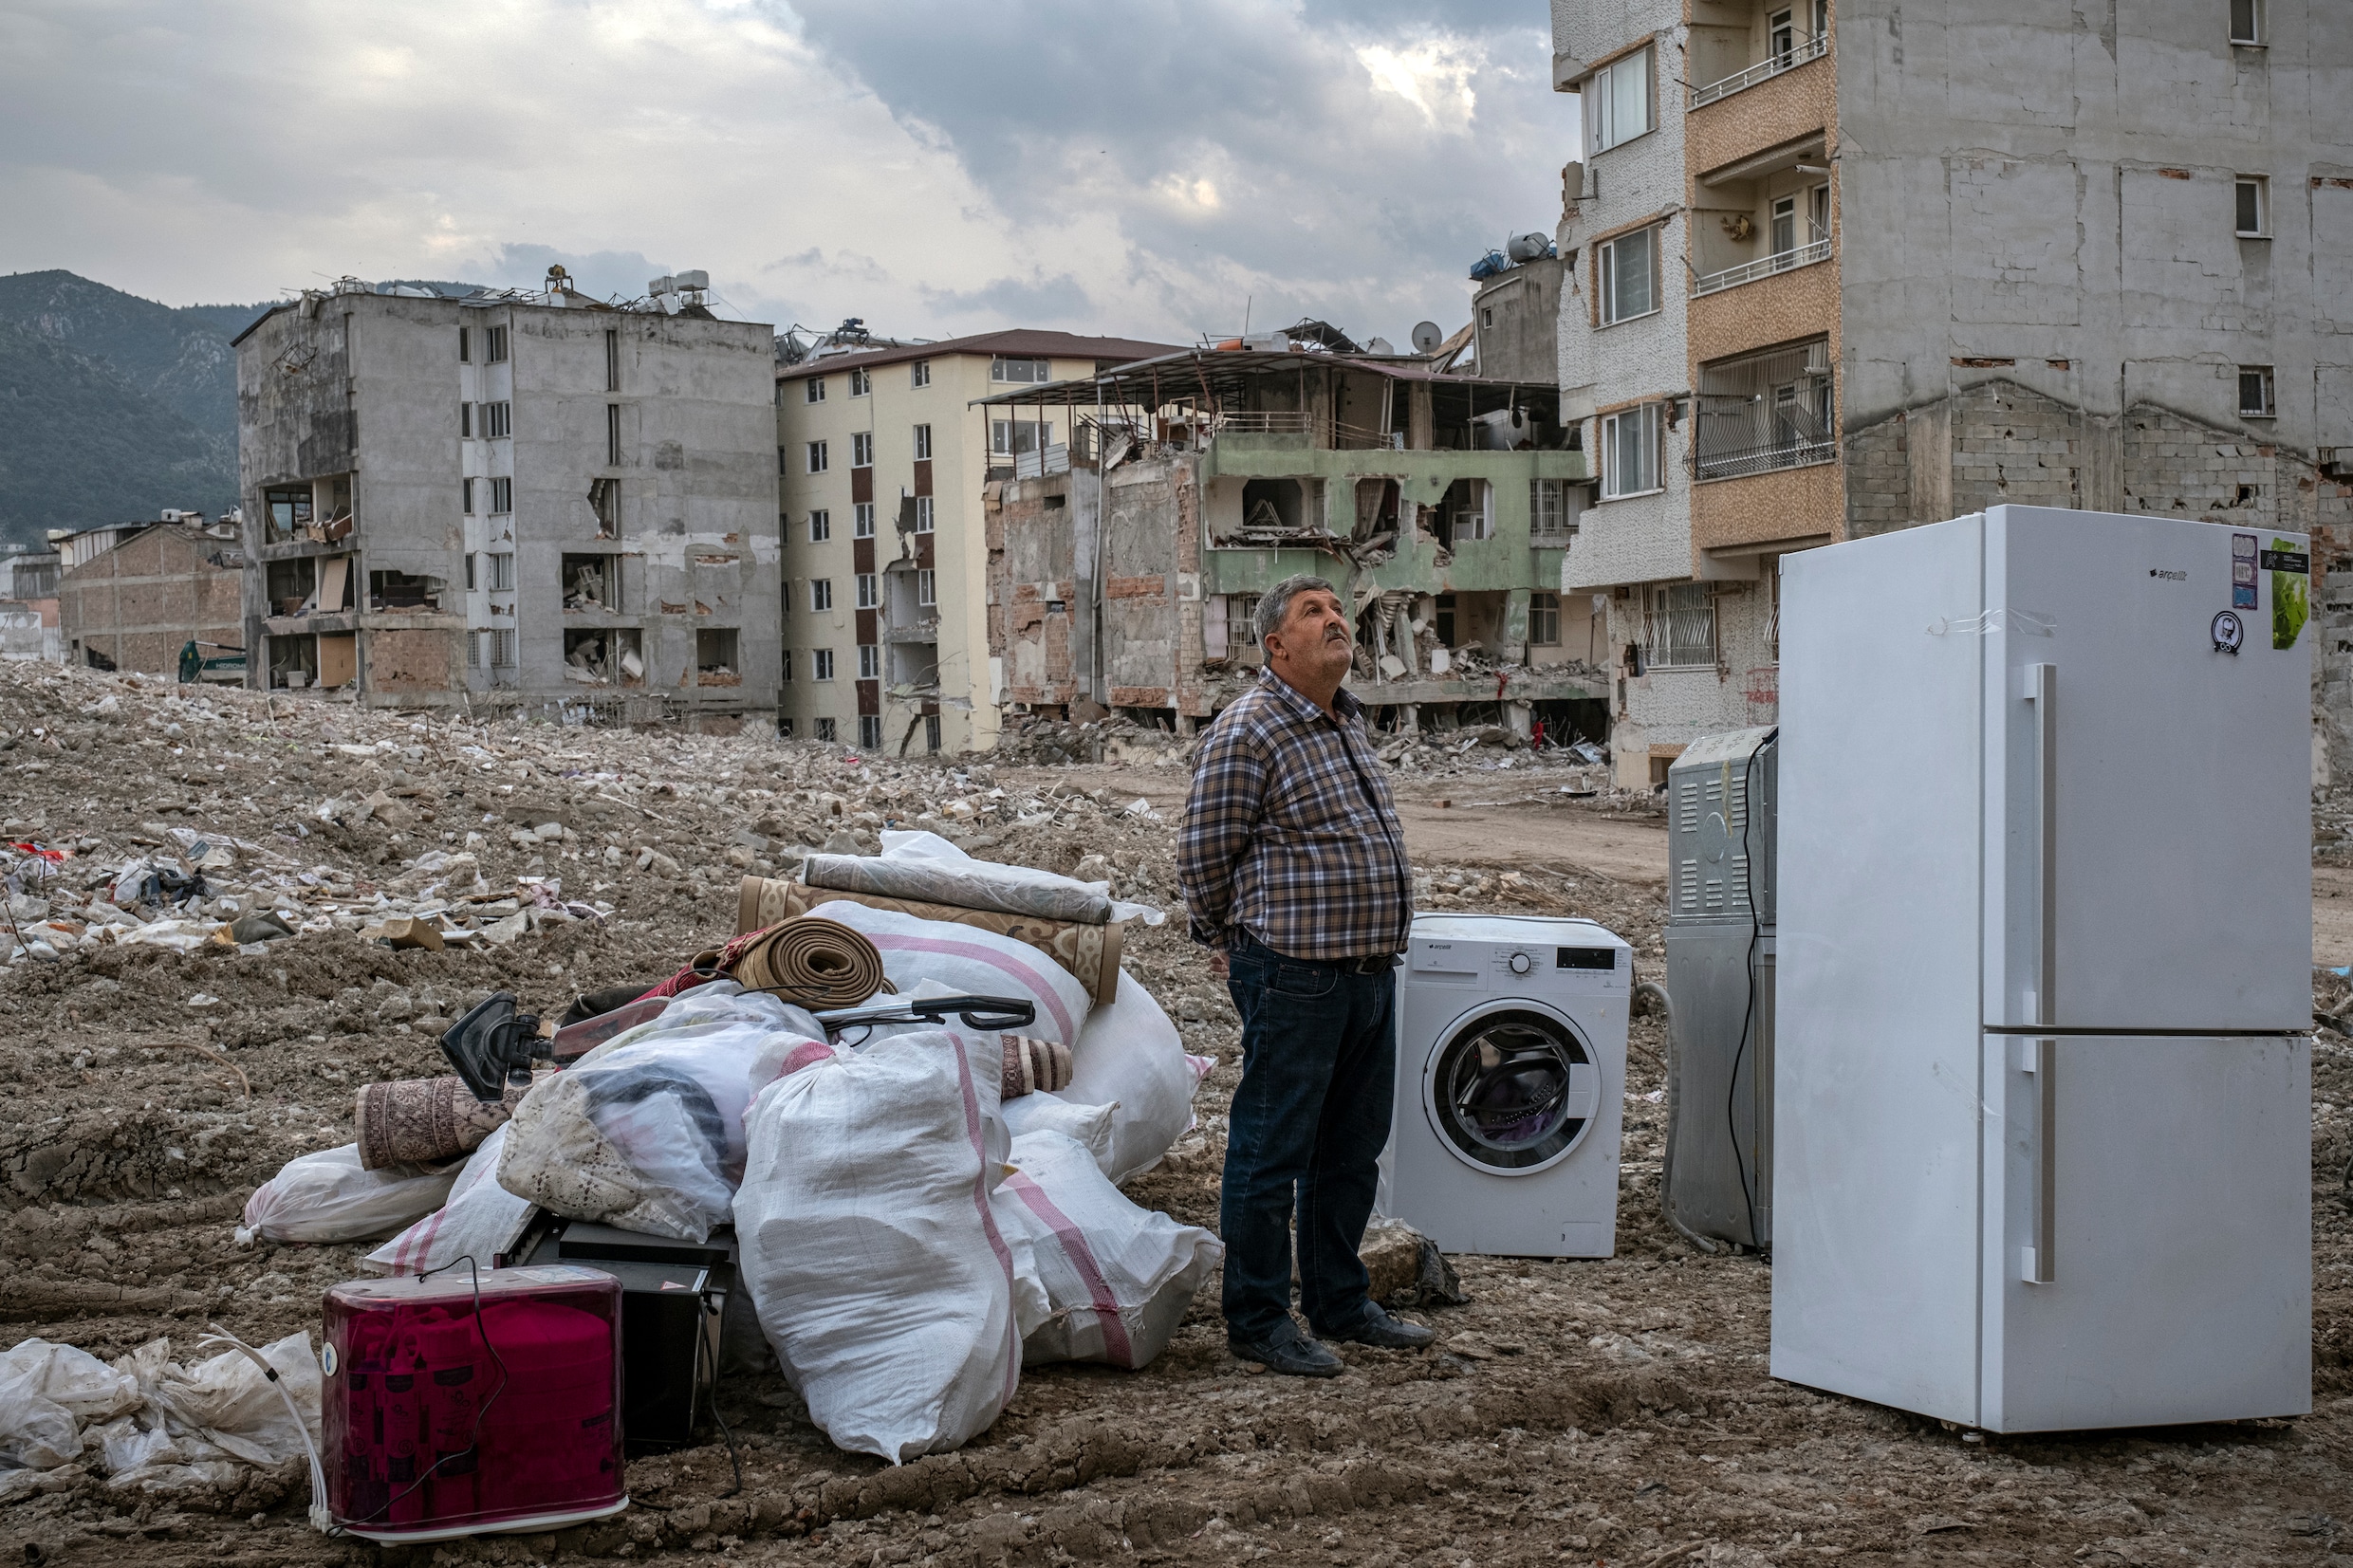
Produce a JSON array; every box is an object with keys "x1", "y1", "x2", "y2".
[{"x1": 236, "y1": 1145, "x2": 459, "y2": 1245}]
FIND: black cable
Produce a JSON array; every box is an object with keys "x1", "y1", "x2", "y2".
[
  {"x1": 1726, "y1": 730, "x2": 1776, "y2": 1252},
  {"x1": 698, "y1": 1289, "x2": 744, "y2": 1499}
]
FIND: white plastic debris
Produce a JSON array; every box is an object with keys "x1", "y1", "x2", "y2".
[{"x1": 236, "y1": 1144, "x2": 459, "y2": 1246}]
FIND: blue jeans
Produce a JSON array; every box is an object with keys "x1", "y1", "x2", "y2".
[{"x1": 1219, "y1": 933, "x2": 1397, "y2": 1341}]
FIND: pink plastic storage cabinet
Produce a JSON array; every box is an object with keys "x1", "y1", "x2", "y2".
[{"x1": 324, "y1": 1264, "x2": 626, "y2": 1542}]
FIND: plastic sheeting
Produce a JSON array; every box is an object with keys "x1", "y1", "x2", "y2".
[{"x1": 236, "y1": 1145, "x2": 459, "y2": 1245}]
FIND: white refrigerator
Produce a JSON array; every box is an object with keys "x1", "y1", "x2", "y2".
[{"x1": 1772, "y1": 506, "x2": 2312, "y2": 1432}]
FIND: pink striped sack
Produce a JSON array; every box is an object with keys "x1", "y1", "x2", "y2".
[
  {"x1": 991, "y1": 1130, "x2": 1224, "y2": 1370},
  {"x1": 734, "y1": 1026, "x2": 1021, "y2": 1463}
]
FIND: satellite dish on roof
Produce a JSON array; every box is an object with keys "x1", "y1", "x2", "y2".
[{"x1": 1410, "y1": 321, "x2": 1444, "y2": 355}]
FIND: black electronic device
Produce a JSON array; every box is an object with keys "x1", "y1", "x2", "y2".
[
  {"x1": 440, "y1": 990, "x2": 549, "y2": 1101},
  {"x1": 520, "y1": 1217, "x2": 738, "y2": 1454}
]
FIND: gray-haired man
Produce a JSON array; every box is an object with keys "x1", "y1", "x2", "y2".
[{"x1": 1176, "y1": 574, "x2": 1435, "y2": 1375}]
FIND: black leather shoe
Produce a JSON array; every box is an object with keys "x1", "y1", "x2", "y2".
[
  {"x1": 1318, "y1": 1305, "x2": 1436, "y2": 1350},
  {"x1": 1229, "y1": 1323, "x2": 1344, "y2": 1377}
]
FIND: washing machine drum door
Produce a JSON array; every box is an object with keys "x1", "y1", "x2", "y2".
[{"x1": 1426, "y1": 1008, "x2": 1602, "y2": 1174}]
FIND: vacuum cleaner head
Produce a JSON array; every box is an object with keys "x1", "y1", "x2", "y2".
[{"x1": 441, "y1": 991, "x2": 547, "y2": 1102}]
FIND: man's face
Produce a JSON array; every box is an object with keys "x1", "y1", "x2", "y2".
[{"x1": 1265, "y1": 588, "x2": 1353, "y2": 685}]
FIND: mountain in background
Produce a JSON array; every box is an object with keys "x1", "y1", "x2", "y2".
[{"x1": 0, "y1": 271, "x2": 277, "y2": 553}]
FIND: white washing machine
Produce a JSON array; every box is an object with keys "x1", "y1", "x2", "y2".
[{"x1": 1378, "y1": 913, "x2": 1631, "y2": 1258}]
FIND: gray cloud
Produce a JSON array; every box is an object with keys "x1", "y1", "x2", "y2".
[{"x1": 918, "y1": 272, "x2": 1093, "y2": 322}]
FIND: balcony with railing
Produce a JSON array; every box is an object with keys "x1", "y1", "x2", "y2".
[
  {"x1": 1690, "y1": 31, "x2": 1827, "y2": 108},
  {"x1": 1694, "y1": 340, "x2": 1836, "y2": 483},
  {"x1": 1693, "y1": 236, "x2": 1832, "y2": 298}
]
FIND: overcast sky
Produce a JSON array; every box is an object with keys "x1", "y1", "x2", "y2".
[{"x1": 0, "y1": 1, "x2": 1571, "y2": 347}]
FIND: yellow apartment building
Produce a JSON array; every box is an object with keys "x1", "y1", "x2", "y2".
[{"x1": 773, "y1": 329, "x2": 1181, "y2": 753}]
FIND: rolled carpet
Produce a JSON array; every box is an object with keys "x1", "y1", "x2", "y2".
[
  {"x1": 357, "y1": 1075, "x2": 527, "y2": 1170},
  {"x1": 732, "y1": 916, "x2": 890, "y2": 1009},
  {"x1": 737, "y1": 876, "x2": 1126, "y2": 1005},
  {"x1": 1001, "y1": 1034, "x2": 1073, "y2": 1101}
]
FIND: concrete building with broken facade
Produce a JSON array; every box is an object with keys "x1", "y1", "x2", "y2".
[
  {"x1": 232, "y1": 273, "x2": 780, "y2": 728},
  {"x1": 978, "y1": 329, "x2": 1603, "y2": 742},
  {"x1": 1550, "y1": 0, "x2": 2353, "y2": 786},
  {"x1": 773, "y1": 328, "x2": 1180, "y2": 756}
]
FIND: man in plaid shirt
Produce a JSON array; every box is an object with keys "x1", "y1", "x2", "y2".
[{"x1": 1178, "y1": 574, "x2": 1434, "y2": 1376}]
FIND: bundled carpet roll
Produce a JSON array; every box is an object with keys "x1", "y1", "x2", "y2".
[
  {"x1": 638, "y1": 916, "x2": 892, "y2": 1009},
  {"x1": 732, "y1": 916, "x2": 890, "y2": 1008},
  {"x1": 355, "y1": 1075, "x2": 527, "y2": 1171},
  {"x1": 738, "y1": 876, "x2": 1125, "y2": 1005},
  {"x1": 1001, "y1": 1034, "x2": 1073, "y2": 1102},
  {"x1": 801, "y1": 851, "x2": 1114, "y2": 925}
]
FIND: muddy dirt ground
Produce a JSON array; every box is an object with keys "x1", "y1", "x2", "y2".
[{"x1": 2, "y1": 661, "x2": 2348, "y2": 1568}]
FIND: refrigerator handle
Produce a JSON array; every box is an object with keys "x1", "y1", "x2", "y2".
[
  {"x1": 2027, "y1": 663, "x2": 2057, "y2": 1027},
  {"x1": 2023, "y1": 1037, "x2": 2057, "y2": 1284}
]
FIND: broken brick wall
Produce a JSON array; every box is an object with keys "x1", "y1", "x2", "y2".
[{"x1": 57, "y1": 527, "x2": 242, "y2": 674}]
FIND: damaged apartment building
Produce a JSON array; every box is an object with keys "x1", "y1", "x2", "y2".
[
  {"x1": 1551, "y1": 0, "x2": 2353, "y2": 786},
  {"x1": 774, "y1": 328, "x2": 1181, "y2": 754},
  {"x1": 980, "y1": 329, "x2": 1602, "y2": 741},
  {"x1": 233, "y1": 270, "x2": 779, "y2": 727}
]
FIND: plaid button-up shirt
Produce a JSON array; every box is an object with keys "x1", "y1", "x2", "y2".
[{"x1": 1177, "y1": 669, "x2": 1412, "y2": 961}]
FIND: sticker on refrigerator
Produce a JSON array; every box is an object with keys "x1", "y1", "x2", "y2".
[
  {"x1": 2269, "y1": 537, "x2": 2308, "y2": 650},
  {"x1": 2232, "y1": 552, "x2": 2258, "y2": 608},
  {"x1": 2211, "y1": 609, "x2": 2245, "y2": 655}
]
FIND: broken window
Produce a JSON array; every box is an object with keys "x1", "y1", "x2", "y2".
[
  {"x1": 369, "y1": 568, "x2": 440, "y2": 612},
  {"x1": 782, "y1": 649, "x2": 793, "y2": 682},
  {"x1": 2236, "y1": 175, "x2": 2269, "y2": 236},
  {"x1": 1529, "y1": 592, "x2": 1562, "y2": 647},
  {"x1": 925, "y1": 714, "x2": 941, "y2": 753},
  {"x1": 1530, "y1": 478, "x2": 1576, "y2": 540},
  {"x1": 564, "y1": 627, "x2": 643, "y2": 685},
  {"x1": 265, "y1": 486, "x2": 313, "y2": 544},
  {"x1": 487, "y1": 552, "x2": 515, "y2": 591},
  {"x1": 1645, "y1": 583, "x2": 1716, "y2": 669},
  {"x1": 1238, "y1": 478, "x2": 1306, "y2": 536},
  {"x1": 817, "y1": 716, "x2": 838, "y2": 742},
  {"x1": 562, "y1": 553, "x2": 619, "y2": 611},
  {"x1": 590, "y1": 477, "x2": 620, "y2": 536},
  {"x1": 268, "y1": 634, "x2": 318, "y2": 690},
  {"x1": 807, "y1": 440, "x2": 829, "y2": 473},
  {"x1": 813, "y1": 649, "x2": 836, "y2": 681},
  {"x1": 266, "y1": 558, "x2": 317, "y2": 618},
  {"x1": 991, "y1": 357, "x2": 1049, "y2": 383},
  {"x1": 809, "y1": 509, "x2": 831, "y2": 542},
  {"x1": 1584, "y1": 46, "x2": 1653, "y2": 155},
  {"x1": 1695, "y1": 340, "x2": 1832, "y2": 480},
  {"x1": 696, "y1": 627, "x2": 740, "y2": 684},
  {"x1": 1599, "y1": 228, "x2": 1657, "y2": 323},
  {"x1": 2239, "y1": 365, "x2": 2276, "y2": 417},
  {"x1": 1435, "y1": 594, "x2": 1456, "y2": 647}
]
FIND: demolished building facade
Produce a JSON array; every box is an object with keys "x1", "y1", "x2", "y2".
[
  {"x1": 232, "y1": 275, "x2": 780, "y2": 726},
  {"x1": 981, "y1": 344, "x2": 1603, "y2": 741},
  {"x1": 1551, "y1": 0, "x2": 2353, "y2": 786},
  {"x1": 55, "y1": 519, "x2": 243, "y2": 675}
]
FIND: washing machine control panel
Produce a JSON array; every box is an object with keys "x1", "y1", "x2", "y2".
[
  {"x1": 1508, "y1": 950, "x2": 1533, "y2": 975},
  {"x1": 1409, "y1": 934, "x2": 1628, "y2": 990}
]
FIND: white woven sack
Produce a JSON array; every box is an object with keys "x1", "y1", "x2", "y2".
[
  {"x1": 991, "y1": 1131, "x2": 1222, "y2": 1370},
  {"x1": 1061, "y1": 969, "x2": 1199, "y2": 1183},
  {"x1": 236, "y1": 1145, "x2": 459, "y2": 1245},
  {"x1": 999, "y1": 1091, "x2": 1119, "y2": 1177},
  {"x1": 364, "y1": 1124, "x2": 534, "y2": 1275},
  {"x1": 735, "y1": 1027, "x2": 1019, "y2": 1464},
  {"x1": 807, "y1": 900, "x2": 1091, "y2": 1047}
]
